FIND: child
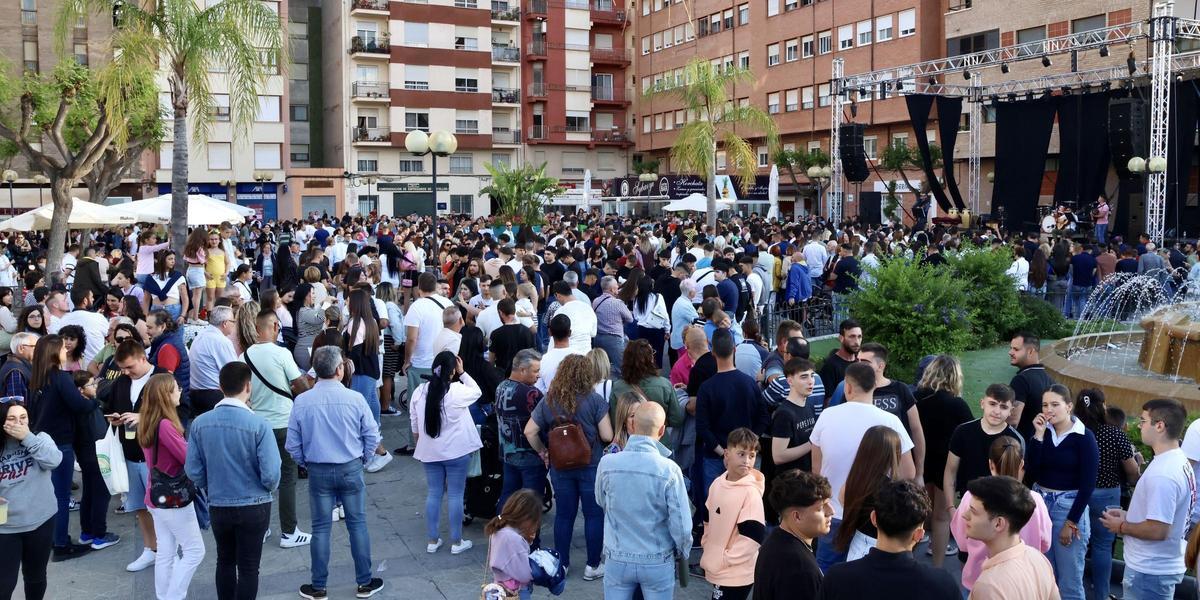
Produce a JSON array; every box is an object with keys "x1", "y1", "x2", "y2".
[
  {"x1": 72, "y1": 370, "x2": 98, "y2": 401},
  {"x1": 700, "y1": 427, "x2": 766, "y2": 600},
  {"x1": 486, "y1": 489, "x2": 541, "y2": 600},
  {"x1": 515, "y1": 283, "x2": 538, "y2": 331}
]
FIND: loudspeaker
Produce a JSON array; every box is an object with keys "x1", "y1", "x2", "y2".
[
  {"x1": 1109, "y1": 98, "x2": 1148, "y2": 174},
  {"x1": 859, "y1": 191, "x2": 883, "y2": 226},
  {"x1": 838, "y1": 124, "x2": 870, "y2": 183},
  {"x1": 1123, "y1": 191, "x2": 1145, "y2": 238}
]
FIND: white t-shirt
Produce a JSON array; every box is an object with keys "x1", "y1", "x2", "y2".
[
  {"x1": 1180, "y1": 420, "x2": 1200, "y2": 524},
  {"x1": 553, "y1": 300, "x2": 597, "y2": 353},
  {"x1": 129, "y1": 367, "x2": 154, "y2": 410},
  {"x1": 477, "y1": 304, "x2": 503, "y2": 340},
  {"x1": 810, "y1": 400, "x2": 915, "y2": 519},
  {"x1": 1123, "y1": 448, "x2": 1196, "y2": 575},
  {"x1": 535, "y1": 345, "x2": 586, "y2": 393},
  {"x1": 56, "y1": 309, "x2": 111, "y2": 366},
  {"x1": 403, "y1": 294, "x2": 452, "y2": 369}
]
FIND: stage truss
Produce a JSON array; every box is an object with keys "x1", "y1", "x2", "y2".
[{"x1": 831, "y1": 0, "x2": 1200, "y2": 242}]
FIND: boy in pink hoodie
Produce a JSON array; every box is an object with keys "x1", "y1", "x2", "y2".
[{"x1": 700, "y1": 428, "x2": 766, "y2": 600}]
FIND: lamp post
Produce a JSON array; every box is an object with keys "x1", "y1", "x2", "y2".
[
  {"x1": 32, "y1": 174, "x2": 48, "y2": 206},
  {"x1": 405, "y1": 129, "x2": 457, "y2": 269},
  {"x1": 2, "y1": 170, "x2": 17, "y2": 217},
  {"x1": 807, "y1": 165, "x2": 832, "y2": 218}
]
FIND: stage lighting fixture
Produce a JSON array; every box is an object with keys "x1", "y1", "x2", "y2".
[
  {"x1": 1041, "y1": 55, "x2": 1052, "y2": 67},
  {"x1": 963, "y1": 70, "x2": 971, "y2": 80},
  {"x1": 1100, "y1": 45, "x2": 1110, "y2": 57},
  {"x1": 1100, "y1": 81, "x2": 1112, "y2": 91},
  {"x1": 1128, "y1": 52, "x2": 1137, "y2": 75},
  {"x1": 1061, "y1": 86, "x2": 1071, "y2": 95},
  {"x1": 1026, "y1": 91, "x2": 1035, "y2": 102},
  {"x1": 1000, "y1": 62, "x2": 1010, "y2": 74}
]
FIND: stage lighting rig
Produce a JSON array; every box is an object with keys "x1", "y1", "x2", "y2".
[{"x1": 1042, "y1": 55, "x2": 1052, "y2": 67}]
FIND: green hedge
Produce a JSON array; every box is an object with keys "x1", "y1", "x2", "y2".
[{"x1": 947, "y1": 249, "x2": 1027, "y2": 348}]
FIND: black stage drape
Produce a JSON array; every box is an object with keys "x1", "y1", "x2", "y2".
[
  {"x1": 993, "y1": 98, "x2": 1058, "y2": 232},
  {"x1": 936, "y1": 96, "x2": 968, "y2": 211},
  {"x1": 1053, "y1": 94, "x2": 1111, "y2": 209},
  {"x1": 1167, "y1": 82, "x2": 1199, "y2": 236},
  {"x1": 906, "y1": 94, "x2": 953, "y2": 212}
]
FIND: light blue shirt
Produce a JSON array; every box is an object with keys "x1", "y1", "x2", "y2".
[
  {"x1": 670, "y1": 295, "x2": 698, "y2": 350},
  {"x1": 285, "y1": 380, "x2": 381, "y2": 467},
  {"x1": 188, "y1": 325, "x2": 238, "y2": 391}
]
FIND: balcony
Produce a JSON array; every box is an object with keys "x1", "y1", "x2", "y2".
[
  {"x1": 591, "y1": 128, "x2": 633, "y2": 145},
  {"x1": 492, "y1": 87, "x2": 520, "y2": 103},
  {"x1": 491, "y1": 3, "x2": 520, "y2": 20},
  {"x1": 352, "y1": 81, "x2": 390, "y2": 101},
  {"x1": 350, "y1": 0, "x2": 389, "y2": 14},
  {"x1": 550, "y1": 83, "x2": 591, "y2": 93},
  {"x1": 527, "y1": 83, "x2": 547, "y2": 98},
  {"x1": 528, "y1": 125, "x2": 546, "y2": 140},
  {"x1": 492, "y1": 45, "x2": 520, "y2": 63},
  {"x1": 492, "y1": 129, "x2": 521, "y2": 144},
  {"x1": 590, "y1": 2, "x2": 627, "y2": 24},
  {"x1": 591, "y1": 86, "x2": 632, "y2": 105},
  {"x1": 590, "y1": 47, "x2": 631, "y2": 65},
  {"x1": 349, "y1": 35, "x2": 391, "y2": 58},
  {"x1": 563, "y1": 0, "x2": 588, "y2": 8},
  {"x1": 351, "y1": 126, "x2": 392, "y2": 144},
  {"x1": 524, "y1": 0, "x2": 546, "y2": 18},
  {"x1": 526, "y1": 39, "x2": 546, "y2": 58}
]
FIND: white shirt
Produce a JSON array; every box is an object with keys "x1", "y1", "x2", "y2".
[
  {"x1": 1180, "y1": 420, "x2": 1200, "y2": 524},
  {"x1": 233, "y1": 280, "x2": 253, "y2": 303},
  {"x1": 535, "y1": 345, "x2": 586, "y2": 393},
  {"x1": 409, "y1": 373, "x2": 483, "y2": 463},
  {"x1": 1006, "y1": 257, "x2": 1030, "y2": 291},
  {"x1": 404, "y1": 294, "x2": 452, "y2": 369},
  {"x1": 1123, "y1": 448, "x2": 1196, "y2": 575},
  {"x1": 476, "y1": 304, "x2": 504, "y2": 340},
  {"x1": 553, "y1": 299, "x2": 597, "y2": 353},
  {"x1": 803, "y1": 242, "x2": 828, "y2": 279},
  {"x1": 810, "y1": 401, "x2": 915, "y2": 519},
  {"x1": 56, "y1": 309, "x2": 110, "y2": 366},
  {"x1": 129, "y1": 366, "x2": 154, "y2": 410},
  {"x1": 433, "y1": 328, "x2": 462, "y2": 355},
  {"x1": 859, "y1": 253, "x2": 881, "y2": 285},
  {"x1": 746, "y1": 272, "x2": 764, "y2": 307}
]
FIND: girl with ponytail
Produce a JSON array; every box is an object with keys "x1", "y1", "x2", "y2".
[
  {"x1": 950, "y1": 436, "x2": 1053, "y2": 595},
  {"x1": 485, "y1": 489, "x2": 542, "y2": 599}
]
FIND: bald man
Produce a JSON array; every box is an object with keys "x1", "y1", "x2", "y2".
[{"x1": 596, "y1": 402, "x2": 692, "y2": 599}]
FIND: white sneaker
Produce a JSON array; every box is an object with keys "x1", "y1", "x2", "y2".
[
  {"x1": 280, "y1": 529, "x2": 311, "y2": 548},
  {"x1": 427, "y1": 539, "x2": 443, "y2": 553},
  {"x1": 365, "y1": 452, "x2": 393, "y2": 473},
  {"x1": 262, "y1": 528, "x2": 271, "y2": 544},
  {"x1": 332, "y1": 506, "x2": 341, "y2": 522},
  {"x1": 583, "y1": 563, "x2": 605, "y2": 581},
  {"x1": 450, "y1": 539, "x2": 473, "y2": 555},
  {"x1": 337, "y1": 506, "x2": 346, "y2": 520},
  {"x1": 126, "y1": 548, "x2": 156, "y2": 572}
]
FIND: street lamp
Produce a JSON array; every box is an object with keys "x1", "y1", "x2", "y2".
[
  {"x1": 405, "y1": 129, "x2": 457, "y2": 268},
  {"x1": 807, "y1": 165, "x2": 832, "y2": 218},
  {"x1": 32, "y1": 174, "x2": 48, "y2": 206},
  {"x1": 2, "y1": 170, "x2": 17, "y2": 217}
]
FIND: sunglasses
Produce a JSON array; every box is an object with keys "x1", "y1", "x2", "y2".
[{"x1": 0, "y1": 396, "x2": 25, "y2": 405}]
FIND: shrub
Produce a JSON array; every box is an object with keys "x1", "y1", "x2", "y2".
[
  {"x1": 947, "y1": 248, "x2": 1026, "y2": 349},
  {"x1": 847, "y1": 257, "x2": 975, "y2": 382},
  {"x1": 1015, "y1": 294, "x2": 1072, "y2": 339}
]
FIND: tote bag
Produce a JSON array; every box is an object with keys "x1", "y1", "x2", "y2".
[{"x1": 95, "y1": 427, "x2": 129, "y2": 495}]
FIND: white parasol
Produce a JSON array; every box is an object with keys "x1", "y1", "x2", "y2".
[
  {"x1": 663, "y1": 192, "x2": 735, "y2": 213},
  {"x1": 767, "y1": 164, "x2": 780, "y2": 220},
  {"x1": 120, "y1": 194, "x2": 256, "y2": 226},
  {"x1": 0, "y1": 199, "x2": 139, "y2": 231}
]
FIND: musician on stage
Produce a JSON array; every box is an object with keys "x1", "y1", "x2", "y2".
[{"x1": 1092, "y1": 196, "x2": 1110, "y2": 244}]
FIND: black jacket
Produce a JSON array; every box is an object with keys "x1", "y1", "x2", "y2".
[
  {"x1": 30, "y1": 369, "x2": 97, "y2": 446},
  {"x1": 71, "y1": 257, "x2": 107, "y2": 307},
  {"x1": 818, "y1": 548, "x2": 959, "y2": 600},
  {"x1": 108, "y1": 366, "x2": 170, "y2": 462}
]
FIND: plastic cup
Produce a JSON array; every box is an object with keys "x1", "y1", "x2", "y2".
[
  {"x1": 0, "y1": 497, "x2": 8, "y2": 525},
  {"x1": 123, "y1": 423, "x2": 137, "y2": 440}
]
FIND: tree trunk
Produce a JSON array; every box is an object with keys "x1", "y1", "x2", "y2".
[
  {"x1": 784, "y1": 166, "x2": 804, "y2": 217},
  {"x1": 170, "y1": 102, "x2": 189, "y2": 257},
  {"x1": 46, "y1": 178, "x2": 74, "y2": 276},
  {"x1": 706, "y1": 138, "x2": 717, "y2": 230}
]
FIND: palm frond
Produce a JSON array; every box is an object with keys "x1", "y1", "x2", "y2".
[
  {"x1": 721, "y1": 131, "x2": 757, "y2": 192},
  {"x1": 669, "y1": 120, "x2": 715, "y2": 177}
]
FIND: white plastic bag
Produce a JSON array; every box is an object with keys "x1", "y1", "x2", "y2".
[{"x1": 96, "y1": 427, "x2": 129, "y2": 495}]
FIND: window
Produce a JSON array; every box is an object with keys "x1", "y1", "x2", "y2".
[
  {"x1": 22, "y1": 40, "x2": 37, "y2": 72},
  {"x1": 1016, "y1": 25, "x2": 1046, "y2": 54},
  {"x1": 358, "y1": 195, "x2": 378, "y2": 215},
  {"x1": 566, "y1": 115, "x2": 590, "y2": 132},
  {"x1": 642, "y1": 0, "x2": 648, "y2": 16},
  {"x1": 863, "y1": 136, "x2": 877, "y2": 159},
  {"x1": 256, "y1": 95, "x2": 281, "y2": 122},
  {"x1": 698, "y1": 19, "x2": 708, "y2": 37},
  {"x1": 490, "y1": 153, "x2": 511, "y2": 169},
  {"x1": 449, "y1": 195, "x2": 472, "y2": 214},
  {"x1": 290, "y1": 144, "x2": 310, "y2": 163},
  {"x1": 357, "y1": 152, "x2": 379, "y2": 172},
  {"x1": 818, "y1": 83, "x2": 831, "y2": 107},
  {"x1": 838, "y1": 25, "x2": 853, "y2": 50},
  {"x1": 710, "y1": 13, "x2": 720, "y2": 34},
  {"x1": 405, "y1": 112, "x2": 429, "y2": 132},
  {"x1": 857, "y1": 87, "x2": 872, "y2": 101},
  {"x1": 1072, "y1": 14, "x2": 1105, "y2": 33},
  {"x1": 857, "y1": 20, "x2": 872, "y2": 46},
  {"x1": 802, "y1": 86, "x2": 814, "y2": 109},
  {"x1": 716, "y1": 151, "x2": 727, "y2": 170},
  {"x1": 289, "y1": 21, "x2": 307, "y2": 38},
  {"x1": 739, "y1": 51, "x2": 750, "y2": 69},
  {"x1": 807, "y1": 141, "x2": 821, "y2": 154},
  {"x1": 254, "y1": 143, "x2": 281, "y2": 169},
  {"x1": 685, "y1": 22, "x2": 694, "y2": 40},
  {"x1": 653, "y1": 32, "x2": 663, "y2": 50},
  {"x1": 455, "y1": 118, "x2": 479, "y2": 134},
  {"x1": 356, "y1": 21, "x2": 379, "y2": 44},
  {"x1": 664, "y1": 112, "x2": 674, "y2": 130},
  {"x1": 783, "y1": 0, "x2": 796, "y2": 11},
  {"x1": 404, "y1": 22, "x2": 428, "y2": 46},
  {"x1": 290, "y1": 105, "x2": 309, "y2": 121},
  {"x1": 454, "y1": 36, "x2": 478, "y2": 50},
  {"x1": 213, "y1": 94, "x2": 231, "y2": 121},
  {"x1": 786, "y1": 89, "x2": 798, "y2": 111},
  {"x1": 73, "y1": 42, "x2": 87, "y2": 65},
  {"x1": 891, "y1": 132, "x2": 909, "y2": 148},
  {"x1": 767, "y1": 92, "x2": 780, "y2": 114},
  {"x1": 818, "y1": 31, "x2": 831, "y2": 54},
  {"x1": 738, "y1": 3, "x2": 748, "y2": 25},
  {"x1": 802, "y1": 35, "x2": 813, "y2": 58},
  {"x1": 398, "y1": 159, "x2": 423, "y2": 172},
  {"x1": 643, "y1": 116, "x2": 651, "y2": 133},
  {"x1": 984, "y1": 105, "x2": 997, "y2": 124},
  {"x1": 642, "y1": 36, "x2": 650, "y2": 55},
  {"x1": 785, "y1": 39, "x2": 798, "y2": 61},
  {"x1": 21, "y1": 0, "x2": 35, "y2": 24},
  {"x1": 662, "y1": 31, "x2": 672, "y2": 49},
  {"x1": 449, "y1": 154, "x2": 473, "y2": 174},
  {"x1": 207, "y1": 142, "x2": 232, "y2": 170},
  {"x1": 757, "y1": 146, "x2": 769, "y2": 167},
  {"x1": 405, "y1": 65, "x2": 429, "y2": 90},
  {"x1": 766, "y1": 0, "x2": 778, "y2": 16},
  {"x1": 290, "y1": 63, "x2": 308, "y2": 80},
  {"x1": 723, "y1": 8, "x2": 733, "y2": 29},
  {"x1": 948, "y1": 29, "x2": 998, "y2": 57},
  {"x1": 455, "y1": 77, "x2": 479, "y2": 92},
  {"x1": 159, "y1": 144, "x2": 172, "y2": 168},
  {"x1": 875, "y1": 15, "x2": 893, "y2": 42},
  {"x1": 899, "y1": 9, "x2": 916, "y2": 36},
  {"x1": 767, "y1": 43, "x2": 780, "y2": 66},
  {"x1": 723, "y1": 55, "x2": 734, "y2": 73}
]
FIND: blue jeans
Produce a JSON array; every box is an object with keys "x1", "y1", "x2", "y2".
[
  {"x1": 692, "y1": 456, "x2": 725, "y2": 527},
  {"x1": 550, "y1": 466, "x2": 604, "y2": 569},
  {"x1": 1069, "y1": 285, "x2": 1094, "y2": 320},
  {"x1": 350, "y1": 374, "x2": 380, "y2": 426},
  {"x1": 603, "y1": 559, "x2": 676, "y2": 600},
  {"x1": 832, "y1": 292, "x2": 850, "y2": 324},
  {"x1": 1038, "y1": 486, "x2": 1090, "y2": 600},
  {"x1": 50, "y1": 444, "x2": 76, "y2": 547},
  {"x1": 422, "y1": 453, "x2": 471, "y2": 543},
  {"x1": 157, "y1": 303, "x2": 182, "y2": 322},
  {"x1": 1087, "y1": 487, "x2": 1121, "y2": 599},
  {"x1": 306, "y1": 461, "x2": 372, "y2": 589},
  {"x1": 816, "y1": 517, "x2": 848, "y2": 572},
  {"x1": 498, "y1": 461, "x2": 547, "y2": 514},
  {"x1": 1123, "y1": 569, "x2": 1184, "y2": 600},
  {"x1": 594, "y1": 333, "x2": 626, "y2": 378},
  {"x1": 1096, "y1": 223, "x2": 1108, "y2": 245},
  {"x1": 50, "y1": 443, "x2": 109, "y2": 547}
]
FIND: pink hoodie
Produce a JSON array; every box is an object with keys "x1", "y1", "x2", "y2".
[
  {"x1": 700, "y1": 468, "x2": 766, "y2": 587},
  {"x1": 950, "y1": 490, "x2": 1053, "y2": 591}
]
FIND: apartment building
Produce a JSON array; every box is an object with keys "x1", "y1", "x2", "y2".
[{"x1": 632, "y1": 0, "x2": 943, "y2": 218}]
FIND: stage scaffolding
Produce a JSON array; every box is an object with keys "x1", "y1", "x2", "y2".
[{"x1": 831, "y1": 0, "x2": 1200, "y2": 244}]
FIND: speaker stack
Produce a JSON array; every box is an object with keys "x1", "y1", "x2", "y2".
[
  {"x1": 1108, "y1": 97, "x2": 1148, "y2": 175},
  {"x1": 838, "y1": 124, "x2": 870, "y2": 183}
]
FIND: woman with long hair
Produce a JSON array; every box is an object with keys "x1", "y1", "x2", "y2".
[
  {"x1": 458, "y1": 325, "x2": 503, "y2": 409},
  {"x1": 234, "y1": 301, "x2": 260, "y2": 355},
  {"x1": 289, "y1": 284, "x2": 325, "y2": 372},
  {"x1": 203, "y1": 230, "x2": 227, "y2": 314},
  {"x1": 586, "y1": 348, "x2": 613, "y2": 402},
  {"x1": 1026, "y1": 384, "x2": 1099, "y2": 600},
  {"x1": 410, "y1": 351, "x2": 482, "y2": 555},
  {"x1": 523, "y1": 354, "x2": 613, "y2": 576},
  {"x1": 182, "y1": 228, "x2": 209, "y2": 322},
  {"x1": 950, "y1": 436, "x2": 1053, "y2": 594},
  {"x1": 604, "y1": 391, "x2": 645, "y2": 454},
  {"x1": 137, "y1": 374, "x2": 205, "y2": 600},
  {"x1": 304, "y1": 266, "x2": 328, "y2": 306},
  {"x1": 145, "y1": 250, "x2": 188, "y2": 324},
  {"x1": 1028, "y1": 248, "x2": 1050, "y2": 299},
  {"x1": 1074, "y1": 388, "x2": 1140, "y2": 600},
  {"x1": 610, "y1": 339, "x2": 683, "y2": 445},
  {"x1": 376, "y1": 282, "x2": 405, "y2": 416},
  {"x1": 120, "y1": 295, "x2": 150, "y2": 345},
  {"x1": 344, "y1": 288, "x2": 391, "y2": 470},
  {"x1": 914, "y1": 354, "x2": 974, "y2": 565},
  {"x1": 57, "y1": 326, "x2": 86, "y2": 373},
  {"x1": 631, "y1": 276, "x2": 669, "y2": 365},
  {"x1": 0, "y1": 397, "x2": 63, "y2": 600},
  {"x1": 485, "y1": 489, "x2": 542, "y2": 600},
  {"x1": 836, "y1": 425, "x2": 901, "y2": 560},
  {"x1": 18, "y1": 306, "x2": 46, "y2": 336}
]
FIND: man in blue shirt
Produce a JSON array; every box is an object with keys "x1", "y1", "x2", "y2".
[
  {"x1": 286, "y1": 346, "x2": 384, "y2": 599},
  {"x1": 1068, "y1": 242, "x2": 1098, "y2": 320},
  {"x1": 830, "y1": 244, "x2": 860, "y2": 324},
  {"x1": 713, "y1": 259, "x2": 740, "y2": 318}
]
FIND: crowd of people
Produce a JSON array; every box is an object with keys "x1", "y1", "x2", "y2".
[{"x1": 0, "y1": 207, "x2": 1197, "y2": 600}]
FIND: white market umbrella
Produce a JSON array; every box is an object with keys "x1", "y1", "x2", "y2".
[
  {"x1": 0, "y1": 198, "x2": 139, "y2": 231},
  {"x1": 581, "y1": 169, "x2": 592, "y2": 209},
  {"x1": 663, "y1": 192, "x2": 734, "y2": 213},
  {"x1": 123, "y1": 194, "x2": 255, "y2": 226},
  {"x1": 767, "y1": 165, "x2": 780, "y2": 220}
]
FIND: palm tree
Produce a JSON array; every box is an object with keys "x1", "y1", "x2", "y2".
[
  {"x1": 480, "y1": 162, "x2": 562, "y2": 226},
  {"x1": 648, "y1": 59, "x2": 778, "y2": 229},
  {"x1": 59, "y1": 0, "x2": 286, "y2": 255}
]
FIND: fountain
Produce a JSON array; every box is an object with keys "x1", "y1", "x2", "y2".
[{"x1": 1043, "y1": 270, "x2": 1200, "y2": 414}]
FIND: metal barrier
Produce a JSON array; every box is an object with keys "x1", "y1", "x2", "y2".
[{"x1": 760, "y1": 293, "x2": 837, "y2": 348}]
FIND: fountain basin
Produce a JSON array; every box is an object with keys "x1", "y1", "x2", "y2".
[{"x1": 1044, "y1": 331, "x2": 1200, "y2": 415}]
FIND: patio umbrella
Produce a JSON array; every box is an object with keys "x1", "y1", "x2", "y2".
[
  {"x1": 0, "y1": 199, "x2": 139, "y2": 231},
  {"x1": 663, "y1": 192, "x2": 734, "y2": 213},
  {"x1": 767, "y1": 165, "x2": 780, "y2": 220},
  {"x1": 121, "y1": 194, "x2": 256, "y2": 226}
]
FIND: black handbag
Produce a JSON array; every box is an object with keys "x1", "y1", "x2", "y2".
[{"x1": 149, "y1": 427, "x2": 196, "y2": 509}]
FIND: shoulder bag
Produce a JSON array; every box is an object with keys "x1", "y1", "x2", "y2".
[
  {"x1": 149, "y1": 426, "x2": 196, "y2": 509},
  {"x1": 546, "y1": 402, "x2": 591, "y2": 471},
  {"x1": 244, "y1": 348, "x2": 294, "y2": 400}
]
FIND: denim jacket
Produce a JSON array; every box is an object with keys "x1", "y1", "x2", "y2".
[
  {"x1": 595, "y1": 435, "x2": 692, "y2": 564},
  {"x1": 184, "y1": 400, "x2": 282, "y2": 507}
]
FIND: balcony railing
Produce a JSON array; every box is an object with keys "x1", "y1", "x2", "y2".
[
  {"x1": 549, "y1": 83, "x2": 590, "y2": 92},
  {"x1": 492, "y1": 45, "x2": 520, "y2": 62},
  {"x1": 352, "y1": 81, "x2": 390, "y2": 98},
  {"x1": 591, "y1": 128, "x2": 632, "y2": 143},
  {"x1": 591, "y1": 86, "x2": 632, "y2": 103},
  {"x1": 490, "y1": 3, "x2": 520, "y2": 19},
  {"x1": 350, "y1": 0, "x2": 389, "y2": 11},
  {"x1": 590, "y1": 47, "x2": 632, "y2": 63},
  {"x1": 590, "y1": 2, "x2": 626, "y2": 22},
  {"x1": 350, "y1": 35, "x2": 390, "y2": 54},
  {"x1": 528, "y1": 125, "x2": 546, "y2": 140},
  {"x1": 492, "y1": 87, "x2": 520, "y2": 103},
  {"x1": 527, "y1": 39, "x2": 546, "y2": 56},
  {"x1": 528, "y1": 82, "x2": 546, "y2": 97},
  {"x1": 492, "y1": 129, "x2": 521, "y2": 144},
  {"x1": 351, "y1": 126, "x2": 391, "y2": 142}
]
